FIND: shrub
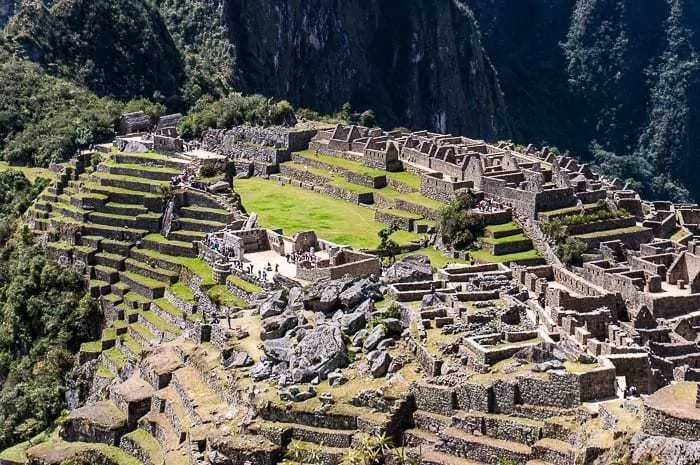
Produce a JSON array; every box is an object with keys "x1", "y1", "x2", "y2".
[
  {"x1": 437, "y1": 191, "x2": 485, "y2": 250},
  {"x1": 557, "y1": 237, "x2": 587, "y2": 266}
]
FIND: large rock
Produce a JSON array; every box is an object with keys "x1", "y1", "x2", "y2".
[
  {"x1": 296, "y1": 325, "x2": 347, "y2": 379},
  {"x1": 305, "y1": 277, "x2": 353, "y2": 313},
  {"x1": 368, "y1": 351, "x2": 391, "y2": 378},
  {"x1": 363, "y1": 325, "x2": 386, "y2": 352},
  {"x1": 340, "y1": 279, "x2": 382, "y2": 308},
  {"x1": 262, "y1": 337, "x2": 294, "y2": 363},
  {"x1": 341, "y1": 311, "x2": 367, "y2": 336},
  {"x1": 385, "y1": 255, "x2": 433, "y2": 283},
  {"x1": 260, "y1": 311, "x2": 299, "y2": 340},
  {"x1": 260, "y1": 290, "x2": 287, "y2": 319}
]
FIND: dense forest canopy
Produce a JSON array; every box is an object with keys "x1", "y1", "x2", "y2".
[{"x1": 0, "y1": 170, "x2": 101, "y2": 449}]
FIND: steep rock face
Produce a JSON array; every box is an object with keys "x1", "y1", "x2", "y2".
[
  {"x1": 7, "y1": 0, "x2": 185, "y2": 103},
  {"x1": 222, "y1": 0, "x2": 510, "y2": 138},
  {"x1": 0, "y1": 0, "x2": 15, "y2": 28}
]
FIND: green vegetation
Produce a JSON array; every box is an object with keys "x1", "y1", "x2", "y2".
[
  {"x1": 7, "y1": 0, "x2": 184, "y2": 103},
  {"x1": 0, "y1": 43, "x2": 163, "y2": 168},
  {"x1": 226, "y1": 275, "x2": 263, "y2": 295},
  {"x1": 234, "y1": 177, "x2": 419, "y2": 249},
  {"x1": 0, "y1": 238, "x2": 101, "y2": 449},
  {"x1": 437, "y1": 191, "x2": 485, "y2": 250},
  {"x1": 178, "y1": 93, "x2": 296, "y2": 139},
  {"x1": 207, "y1": 284, "x2": 247, "y2": 309},
  {"x1": 557, "y1": 237, "x2": 587, "y2": 266},
  {"x1": 0, "y1": 171, "x2": 50, "y2": 244},
  {"x1": 470, "y1": 248, "x2": 541, "y2": 264},
  {"x1": 169, "y1": 282, "x2": 195, "y2": 303}
]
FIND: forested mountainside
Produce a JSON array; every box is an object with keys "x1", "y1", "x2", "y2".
[{"x1": 2, "y1": 0, "x2": 700, "y2": 201}]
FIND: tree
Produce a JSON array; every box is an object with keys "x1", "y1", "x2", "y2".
[
  {"x1": 437, "y1": 191, "x2": 485, "y2": 250},
  {"x1": 377, "y1": 224, "x2": 400, "y2": 264},
  {"x1": 557, "y1": 237, "x2": 587, "y2": 266}
]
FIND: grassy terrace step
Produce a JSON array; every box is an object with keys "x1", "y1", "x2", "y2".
[
  {"x1": 129, "y1": 248, "x2": 182, "y2": 272},
  {"x1": 83, "y1": 222, "x2": 149, "y2": 242},
  {"x1": 140, "y1": 309, "x2": 182, "y2": 337},
  {"x1": 120, "y1": 333, "x2": 145, "y2": 358},
  {"x1": 125, "y1": 258, "x2": 179, "y2": 284},
  {"x1": 119, "y1": 271, "x2": 166, "y2": 300},
  {"x1": 123, "y1": 291, "x2": 153, "y2": 311},
  {"x1": 484, "y1": 221, "x2": 523, "y2": 238},
  {"x1": 168, "y1": 230, "x2": 208, "y2": 243},
  {"x1": 103, "y1": 161, "x2": 181, "y2": 181},
  {"x1": 89, "y1": 211, "x2": 161, "y2": 229},
  {"x1": 101, "y1": 238, "x2": 135, "y2": 255},
  {"x1": 207, "y1": 284, "x2": 247, "y2": 308},
  {"x1": 120, "y1": 429, "x2": 164, "y2": 465},
  {"x1": 226, "y1": 274, "x2": 263, "y2": 294},
  {"x1": 179, "y1": 205, "x2": 233, "y2": 223},
  {"x1": 153, "y1": 298, "x2": 186, "y2": 320},
  {"x1": 92, "y1": 171, "x2": 170, "y2": 194},
  {"x1": 83, "y1": 181, "x2": 162, "y2": 202},
  {"x1": 296, "y1": 149, "x2": 422, "y2": 188},
  {"x1": 113, "y1": 151, "x2": 190, "y2": 170},
  {"x1": 95, "y1": 252, "x2": 126, "y2": 270},
  {"x1": 169, "y1": 282, "x2": 195, "y2": 303},
  {"x1": 175, "y1": 217, "x2": 226, "y2": 233},
  {"x1": 97, "y1": 202, "x2": 149, "y2": 217},
  {"x1": 143, "y1": 234, "x2": 196, "y2": 258},
  {"x1": 103, "y1": 347, "x2": 128, "y2": 371},
  {"x1": 94, "y1": 265, "x2": 120, "y2": 283},
  {"x1": 129, "y1": 322, "x2": 157, "y2": 347},
  {"x1": 481, "y1": 233, "x2": 532, "y2": 245}
]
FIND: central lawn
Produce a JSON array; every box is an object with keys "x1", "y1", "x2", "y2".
[{"x1": 234, "y1": 177, "x2": 420, "y2": 249}]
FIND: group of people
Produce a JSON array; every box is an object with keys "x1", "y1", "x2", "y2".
[
  {"x1": 285, "y1": 249, "x2": 318, "y2": 266},
  {"x1": 205, "y1": 234, "x2": 235, "y2": 259},
  {"x1": 475, "y1": 198, "x2": 504, "y2": 213}
]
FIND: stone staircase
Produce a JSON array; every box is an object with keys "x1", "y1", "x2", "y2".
[{"x1": 403, "y1": 407, "x2": 579, "y2": 465}]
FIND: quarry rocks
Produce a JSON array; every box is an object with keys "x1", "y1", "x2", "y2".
[{"x1": 385, "y1": 255, "x2": 433, "y2": 283}]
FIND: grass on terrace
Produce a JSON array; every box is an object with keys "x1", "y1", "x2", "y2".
[
  {"x1": 234, "y1": 177, "x2": 420, "y2": 249},
  {"x1": 397, "y1": 248, "x2": 469, "y2": 268},
  {"x1": 470, "y1": 248, "x2": 541, "y2": 264},
  {"x1": 0, "y1": 161, "x2": 56, "y2": 182},
  {"x1": 295, "y1": 150, "x2": 422, "y2": 189}
]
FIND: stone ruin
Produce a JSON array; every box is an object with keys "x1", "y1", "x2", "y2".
[{"x1": 16, "y1": 119, "x2": 700, "y2": 465}]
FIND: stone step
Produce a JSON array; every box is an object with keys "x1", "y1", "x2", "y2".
[
  {"x1": 83, "y1": 222, "x2": 148, "y2": 242},
  {"x1": 175, "y1": 217, "x2": 226, "y2": 233},
  {"x1": 436, "y1": 427, "x2": 532, "y2": 465},
  {"x1": 112, "y1": 281, "x2": 131, "y2": 297},
  {"x1": 285, "y1": 440, "x2": 346, "y2": 465},
  {"x1": 142, "y1": 235, "x2": 197, "y2": 258},
  {"x1": 171, "y1": 366, "x2": 225, "y2": 425},
  {"x1": 119, "y1": 271, "x2": 166, "y2": 300},
  {"x1": 101, "y1": 238, "x2": 135, "y2": 256},
  {"x1": 167, "y1": 229, "x2": 207, "y2": 243},
  {"x1": 97, "y1": 201, "x2": 150, "y2": 217},
  {"x1": 157, "y1": 386, "x2": 190, "y2": 442},
  {"x1": 123, "y1": 291, "x2": 152, "y2": 311},
  {"x1": 95, "y1": 252, "x2": 126, "y2": 271},
  {"x1": 138, "y1": 411, "x2": 182, "y2": 450},
  {"x1": 260, "y1": 403, "x2": 358, "y2": 430},
  {"x1": 125, "y1": 258, "x2": 179, "y2": 285},
  {"x1": 94, "y1": 264, "x2": 120, "y2": 284},
  {"x1": 531, "y1": 438, "x2": 577, "y2": 465},
  {"x1": 410, "y1": 446, "x2": 487, "y2": 465},
  {"x1": 179, "y1": 205, "x2": 233, "y2": 224},
  {"x1": 119, "y1": 429, "x2": 164, "y2": 465},
  {"x1": 256, "y1": 421, "x2": 354, "y2": 448},
  {"x1": 404, "y1": 428, "x2": 438, "y2": 448}
]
